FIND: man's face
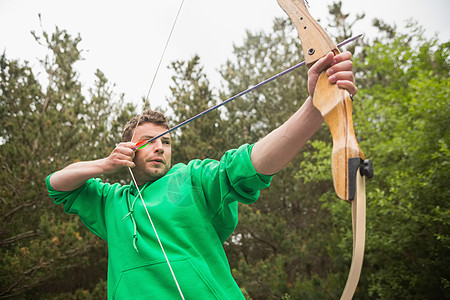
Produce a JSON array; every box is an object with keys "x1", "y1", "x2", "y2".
[{"x1": 131, "y1": 123, "x2": 172, "y2": 185}]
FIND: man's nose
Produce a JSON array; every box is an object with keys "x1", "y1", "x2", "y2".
[{"x1": 154, "y1": 139, "x2": 164, "y2": 153}]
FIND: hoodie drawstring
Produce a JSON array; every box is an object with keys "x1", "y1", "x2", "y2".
[{"x1": 124, "y1": 189, "x2": 140, "y2": 252}]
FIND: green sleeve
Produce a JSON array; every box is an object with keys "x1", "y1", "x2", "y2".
[
  {"x1": 190, "y1": 144, "x2": 273, "y2": 242},
  {"x1": 45, "y1": 175, "x2": 110, "y2": 240}
]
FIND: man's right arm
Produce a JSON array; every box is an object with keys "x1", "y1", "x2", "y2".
[{"x1": 49, "y1": 142, "x2": 136, "y2": 191}]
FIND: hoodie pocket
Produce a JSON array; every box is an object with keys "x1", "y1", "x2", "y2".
[{"x1": 112, "y1": 257, "x2": 223, "y2": 299}]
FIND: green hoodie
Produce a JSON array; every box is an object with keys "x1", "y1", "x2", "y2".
[{"x1": 46, "y1": 144, "x2": 272, "y2": 299}]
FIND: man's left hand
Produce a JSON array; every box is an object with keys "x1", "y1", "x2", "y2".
[{"x1": 307, "y1": 51, "x2": 358, "y2": 97}]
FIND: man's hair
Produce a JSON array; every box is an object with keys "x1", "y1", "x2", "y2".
[{"x1": 122, "y1": 109, "x2": 170, "y2": 142}]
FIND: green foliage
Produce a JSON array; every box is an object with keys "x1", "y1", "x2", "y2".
[
  {"x1": 0, "y1": 26, "x2": 135, "y2": 298},
  {"x1": 350, "y1": 23, "x2": 449, "y2": 299},
  {"x1": 220, "y1": 7, "x2": 449, "y2": 300},
  {"x1": 219, "y1": 18, "x2": 308, "y2": 144},
  {"x1": 167, "y1": 55, "x2": 226, "y2": 162}
]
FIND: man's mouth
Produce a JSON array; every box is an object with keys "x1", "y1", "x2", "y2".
[{"x1": 149, "y1": 158, "x2": 164, "y2": 164}]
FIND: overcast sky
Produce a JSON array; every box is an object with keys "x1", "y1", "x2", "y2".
[{"x1": 1, "y1": 0, "x2": 449, "y2": 110}]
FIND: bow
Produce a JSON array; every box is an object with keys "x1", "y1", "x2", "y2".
[{"x1": 277, "y1": 0, "x2": 373, "y2": 299}]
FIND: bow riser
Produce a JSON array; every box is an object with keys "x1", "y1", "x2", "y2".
[{"x1": 314, "y1": 73, "x2": 365, "y2": 201}]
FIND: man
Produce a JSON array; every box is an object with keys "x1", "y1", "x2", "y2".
[{"x1": 47, "y1": 51, "x2": 357, "y2": 299}]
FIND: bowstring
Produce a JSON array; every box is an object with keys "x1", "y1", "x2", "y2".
[
  {"x1": 127, "y1": 168, "x2": 185, "y2": 299},
  {"x1": 144, "y1": 0, "x2": 186, "y2": 104},
  {"x1": 128, "y1": 1, "x2": 186, "y2": 299}
]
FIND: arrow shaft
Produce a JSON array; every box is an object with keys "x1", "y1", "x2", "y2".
[{"x1": 134, "y1": 34, "x2": 363, "y2": 150}]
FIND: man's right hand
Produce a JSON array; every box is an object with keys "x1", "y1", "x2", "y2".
[
  {"x1": 104, "y1": 142, "x2": 136, "y2": 174},
  {"x1": 49, "y1": 142, "x2": 137, "y2": 191}
]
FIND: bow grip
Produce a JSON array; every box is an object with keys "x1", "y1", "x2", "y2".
[{"x1": 313, "y1": 72, "x2": 365, "y2": 201}]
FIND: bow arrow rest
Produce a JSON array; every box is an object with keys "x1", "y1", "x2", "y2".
[{"x1": 348, "y1": 158, "x2": 374, "y2": 200}]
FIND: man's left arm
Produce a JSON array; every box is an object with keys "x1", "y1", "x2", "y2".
[{"x1": 251, "y1": 51, "x2": 357, "y2": 175}]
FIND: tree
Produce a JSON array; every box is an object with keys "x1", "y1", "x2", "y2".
[
  {"x1": 354, "y1": 22, "x2": 449, "y2": 299},
  {"x1": 298, "y1": 16, "x2": 449, "y2": 300},
  {"x1": 215, "y1": 4, "x2": 449, "y2": 300},
  {"x1": 167, "y1": 55, "x2": 226, "y2": 163},
  {"x1": 0, "y1": 26, "x2": 136, "y2": 298}
]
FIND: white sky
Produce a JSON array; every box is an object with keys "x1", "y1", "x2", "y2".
[{"x1": 1, "y1": 0, "x2": 449, "y2": 110}]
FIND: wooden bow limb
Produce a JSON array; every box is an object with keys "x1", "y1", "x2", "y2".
[
  {"x1": 341, "y1": 170, "x2": 366, "y2": 300},
  {"x1": 277, "y1": 0, "x2": 338, "y2": 67}
]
